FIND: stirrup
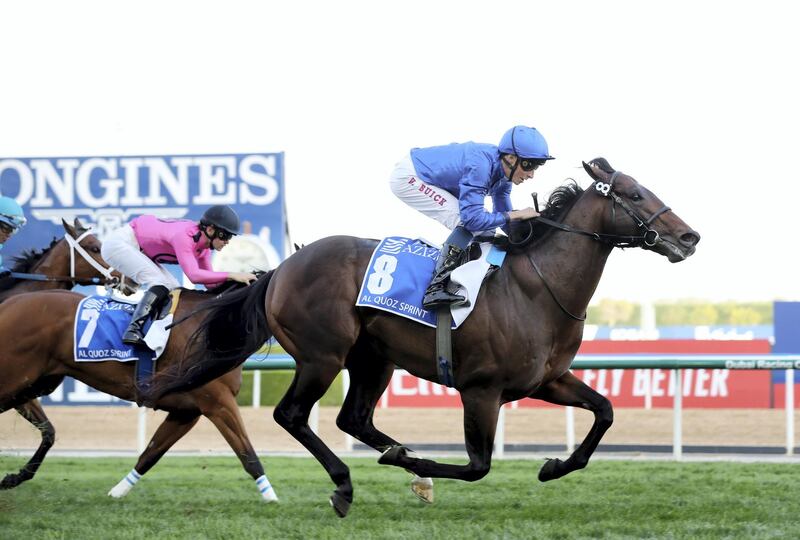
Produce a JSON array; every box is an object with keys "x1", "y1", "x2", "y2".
[
  {"x1": 122, "y1": 326, "x2": 146, "y2": 346},
  {"x1": 422, "y1": 289, "x2": 465, "y2": 310}
]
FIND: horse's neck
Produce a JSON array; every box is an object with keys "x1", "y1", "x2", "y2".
[
  {"x1": 9, "y1": 241, "x2": 72, "y2": 296},
  {"x1": 31, "y1": 241, "x2": 69, "y2": 278},
  {"x1": 515, "y1": 193, "x2": 613, "y2": 314}
]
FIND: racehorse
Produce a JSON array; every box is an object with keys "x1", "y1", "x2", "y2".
[
  {"x1": 0, "y1": 219, "x2": 127, "y2": 489},
  {"x1": 143, "y1": 158, "x2": 701, "y2": 517},
  {"x1": 0, "y1": 252, "x2": 278, "y2": 502}
]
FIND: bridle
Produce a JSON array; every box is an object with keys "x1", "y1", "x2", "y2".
[
  {"x1": 7, "y1": 230, "x2": 127, "y2": 292},
  {"x1": 525, "y1": 171, "x2": 671, "y2": 249},
  {"x1": 510, "y1": 170, "x2": 672, "y2": 321},
  {"x1": 63, "y1": 229, "x2": 124, "y2": 290}
]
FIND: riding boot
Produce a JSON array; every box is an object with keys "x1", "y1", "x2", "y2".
[
  {"x1": 122, "y1": 285, "x2": 170, "y2": 346},
  {"x1": 422, "y1": 244, "x2": 467, "y2": 310}
]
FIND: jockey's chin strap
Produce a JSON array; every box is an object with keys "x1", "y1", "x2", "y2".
[{"x1": 64, "y1": 229, "x2": 126, "y2": 291}]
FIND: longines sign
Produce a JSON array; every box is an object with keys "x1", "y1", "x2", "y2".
[
  {"x1": 1, "y1": 152, "x2": 286, "y2": 267},
  {"x1": 0, "y1": 152, "x2": 287, "y2": 406}
]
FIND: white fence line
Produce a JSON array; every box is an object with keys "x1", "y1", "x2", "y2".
[{"x1": 137, "y1": 354, "x2": 800, "y2": 456}]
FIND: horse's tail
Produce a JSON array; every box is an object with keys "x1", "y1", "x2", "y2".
[{"x1": 142, "y1": 270, "x2": 276, "y2": 403}]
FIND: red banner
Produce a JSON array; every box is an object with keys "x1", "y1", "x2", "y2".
[{"x1": 380, "y1": 340, "x2": 787, "y2": 409}]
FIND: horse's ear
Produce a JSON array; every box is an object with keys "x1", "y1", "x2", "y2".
[
  {"x1": 62, "y1": 218, "x2": 76, "y2": 237},
  {"x1": 582, "y1": 157, "x2": 615, "y2": 181},
  {"x1": 73, "y1": 217, "x2": 88, "y2": 235}
]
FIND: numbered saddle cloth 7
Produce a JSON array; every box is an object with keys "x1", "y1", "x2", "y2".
[
  {"x1": 73, "y1": 295, "x2": 174, "y2": 362},
  {"x1": 355, "y1": 237, "x2": 506, "y2": 328}
]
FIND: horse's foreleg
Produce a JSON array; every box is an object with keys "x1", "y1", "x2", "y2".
[
  {"x1": 530, "y1": 370, "x2": 613, "y2": 482},
  {"x1": 200, "y1": 392, "x2": 277, "y2": 503},
  {"x1": 378, "y1": 387, "x2": 499, "y2": 482},
  {"x1": 274, "y1": 363, "x2": 352, "y2": 517},
  {"x1": 1, "y1": 401, "x2": 56, "y2": 490},
  {"x1": 108, "y1": 409, "x2": 200, "y2": 498},
  {"x1": 336, "y1": 357, "x2": 434, "y2": 503}
]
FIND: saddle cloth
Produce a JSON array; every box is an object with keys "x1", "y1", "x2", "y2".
[
  {"x1": 73, "y1": 294, "x2": 176, "y2": 363},
  {"x1": 355, "y1": 236, "x2": 506, "y2": 329}
]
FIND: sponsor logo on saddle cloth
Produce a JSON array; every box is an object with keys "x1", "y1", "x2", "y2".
[
  {"x1": 356, "y1": 236, "x2": 506, "y2": 328},
  {"x1": 73, "y1": 294, "x2": 177, "y2": 363}
]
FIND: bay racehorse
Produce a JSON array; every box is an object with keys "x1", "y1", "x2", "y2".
[
  {"x1": 143, "y1": 158, "x2": 700, "y2": 517},
  {"x1": 0, "y1": 263, "x2": 278, "y2": 502},
  {"x1": 0, "y1": 219, "x2": 127, "y2": 489}
]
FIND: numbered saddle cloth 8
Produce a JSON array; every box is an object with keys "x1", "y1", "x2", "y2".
[
  {"x1": 73, "y1": 295, "x2": 173, "y2": 362},
  {"x1": 355, "y1": 236, "x2": 506, "y2": 328}
]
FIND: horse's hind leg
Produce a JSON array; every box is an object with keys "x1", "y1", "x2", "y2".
[
  {"x1": 378, "y1": 386, "x2": 501, "y2": 482},
  {"x1": 198, "y1": 389, "x2": 277, "y2": 502},
  {"x1": 108, "y1": 409, "x2": 201, "y2": 498},
  {"x1": 336, "y1": 353, "x2": 434, "y2": 503},
  {"x1": 1, "y1": 400, "x2": 56, "y2": 490},
  {"x1": 530, "y1": 370, "x2": 613, "y2": 482},
  {"x1": 273, "y1": 362, "x2": 352, "y2": 517}
]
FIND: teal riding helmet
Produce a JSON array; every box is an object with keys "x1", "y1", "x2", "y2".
[{"x1": 0, "y1": 196, "x2": 26, "y2": 231}]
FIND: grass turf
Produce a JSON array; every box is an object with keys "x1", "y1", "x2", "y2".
[{"x1": 1, "y1": 456, "x2": 798, "y2": 539}]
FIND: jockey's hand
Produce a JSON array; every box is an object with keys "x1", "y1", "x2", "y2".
[
  {"x1": 509, "y1": 207, "x2": 540, "y2": 221},
  {"x1": 229, "y1": 272, "x2": 257, "y2": 285},
  {"x1": 0, "y1": 269, "x2": 10, "y2": 279}
]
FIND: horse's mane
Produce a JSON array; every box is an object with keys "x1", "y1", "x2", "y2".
[
  {"x1": 506, "y1": 180, "x2": 585, "y2": 249},
  {"x1": 0, "y1": 238, "x2": 60, "y2": 292}
]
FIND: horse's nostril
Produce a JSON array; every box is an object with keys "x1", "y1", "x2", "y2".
[{"x1": 681, "y1": 231, "x2": 701, "y2": 247}]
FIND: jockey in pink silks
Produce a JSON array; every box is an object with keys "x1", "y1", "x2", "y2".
[{"x1": 101, "y1": 205, "x2": 256, "y2": 346}]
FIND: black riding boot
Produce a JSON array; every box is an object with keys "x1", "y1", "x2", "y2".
[
  {"x1": 422, "y1": 243, "x2": 467, "y2": 309},
  {"x1": 122, "y1": 285, "x2": 170, "y2": 346}
]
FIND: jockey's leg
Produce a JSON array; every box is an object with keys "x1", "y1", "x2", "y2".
[
  {"x1": 122, "y1": 285, "x2": 170, "y2": 346},
  {"x1": 422, "y1": 225, "x2": 471, "y2": 309}
]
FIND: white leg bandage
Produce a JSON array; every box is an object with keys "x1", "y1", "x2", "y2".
[
  {"x1": 256, "y1": 474, "x2": 278, "y2": 502},
  {"x1": 108, "y1": 468, "x2": 141, "y2": 498}
]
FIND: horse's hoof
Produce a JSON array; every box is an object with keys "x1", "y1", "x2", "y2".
[
  {"x1": 329, "y1": 490, "x2": 351, "y2": 518},
  {"x1": 410, "y1": 475, "x2": 434, "y2": 504},
  {"x1": 538, "y1": 458, "x2": 565, "y2": 482},
  {"x1": 378, "y1": 445, "x2": 407, "y2": 466},
  {"x1": 0, "y1": 473, "x2": 24, "y2": 490}
]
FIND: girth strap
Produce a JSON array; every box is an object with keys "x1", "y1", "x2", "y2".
[{"x1": 435, "y1": 309, "x2": 455, "y2": 387}]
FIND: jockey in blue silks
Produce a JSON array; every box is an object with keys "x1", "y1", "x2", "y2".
[
  {"x1": 389, "y1": 125, "x2": 554, "y2": 309},
  {"x1": 0, "y1": 196, "x2": 27, "y2": 276}
]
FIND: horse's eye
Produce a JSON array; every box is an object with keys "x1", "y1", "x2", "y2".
[
  {"x1": 91, "y1": 247, "x2": 101, "y2": 253},
  {"x1": 630, "y1": 193, "x2": 643, "y2": 202}
]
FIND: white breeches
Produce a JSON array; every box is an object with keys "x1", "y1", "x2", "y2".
[
  {"x1": 389, "y1": 154, "x2": 461, "y2": 231},
  {"x1": 101, "y1": 225, "x2": 180, "y2": 291}
]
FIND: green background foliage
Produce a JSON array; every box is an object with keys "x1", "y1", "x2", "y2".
[{"x1": 586, "y1": 300, "x2": 773, "y2": 327}]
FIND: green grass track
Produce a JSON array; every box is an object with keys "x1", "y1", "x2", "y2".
[{"x1": 1, "y1": 456, "x2": 798, "y2": 539}]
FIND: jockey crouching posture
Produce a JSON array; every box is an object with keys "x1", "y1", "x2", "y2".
[
  {"x1": 101, "y1": 205, "x2": 257, "y2": 346},
  {"x1": 389, "y1": 125, "x2": 554, "y2": 309},
  {"x1": 0, "y1": 196, "x2": 27, "y2": 276}
]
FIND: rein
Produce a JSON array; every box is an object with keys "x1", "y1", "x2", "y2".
[
  {"x1": 5, "y1": 271, "x2": 111, "y2": 286},
  {"x1": 509, "y1": 170, "x2": 672, "y2": 321}
]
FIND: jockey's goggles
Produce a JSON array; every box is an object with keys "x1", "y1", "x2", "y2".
[
  {"x1": 214, "y1": 228, "x2": 235, "y2": 241},
  {"x1": 0, "y1": 221, "x2": 17, "y2": 235},
  {"x1": 518, "y1": 158, "x2": 543, "y2": 172}
]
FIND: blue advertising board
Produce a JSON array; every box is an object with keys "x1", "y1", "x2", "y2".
[{"x1": 1, "y1": 152, "x2": 287, "y2": 405}]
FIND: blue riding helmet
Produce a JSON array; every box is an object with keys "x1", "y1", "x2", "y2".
[
  {"x1": 498, "y1": 126, "x2": 555, "y2": 160},
  {"x1": 0, "y1": 196, "x2": 26, "y2": 232}
]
